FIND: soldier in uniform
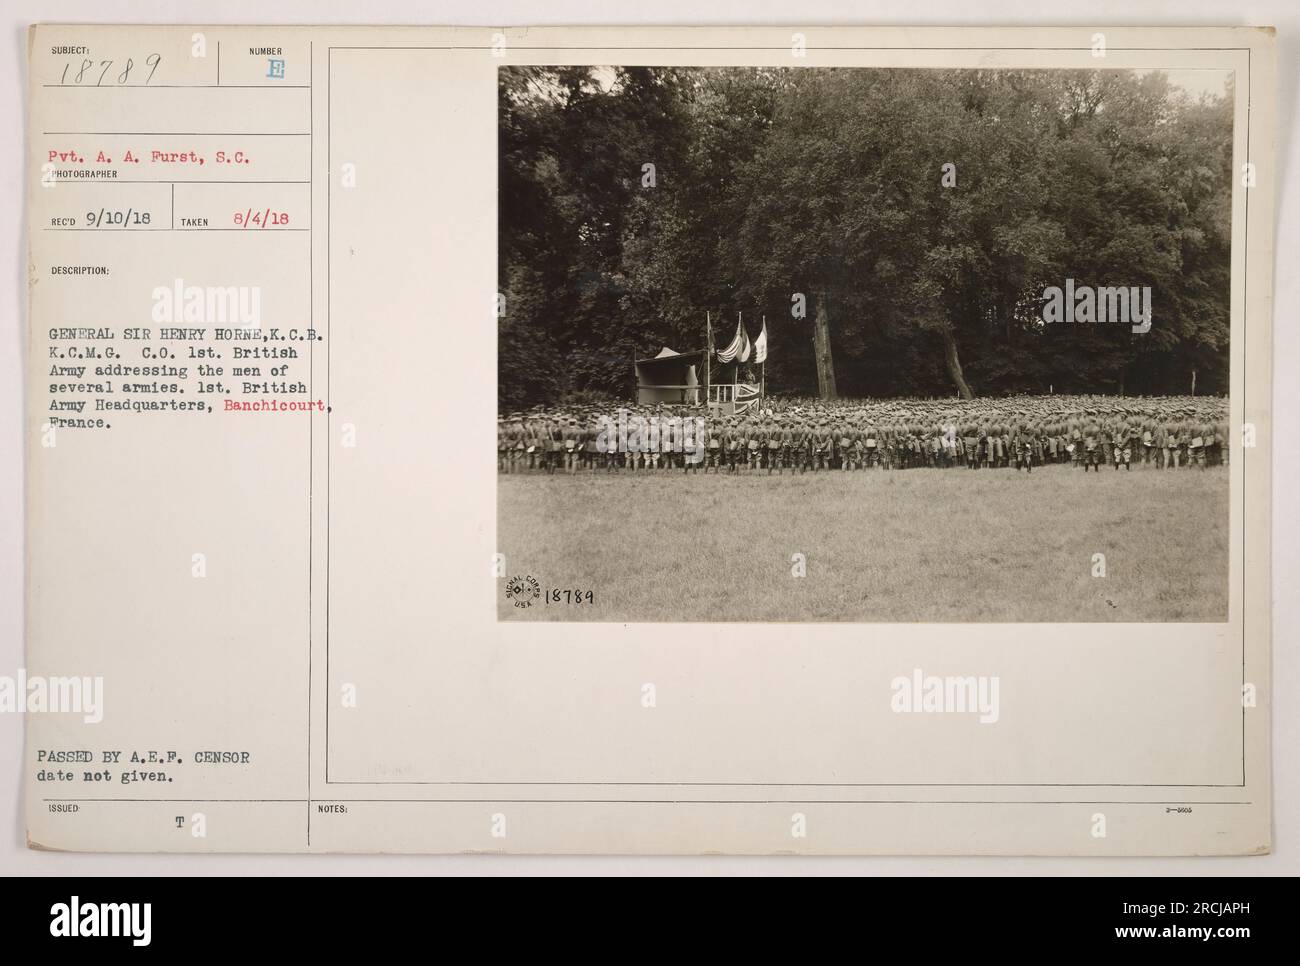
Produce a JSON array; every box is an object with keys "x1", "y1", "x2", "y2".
[
  {"x1": 765, "y1": 420, "x2": 782, "y2": 474},
  {"x1": 562, "y1": 418, "x2": 580, "y2": 474},
  {"x1": 603, "y1": 421, "x2": 620, "y2": 472},
  {"x1": 1083, "y1": 425, "x2": 1100, "y2": 472},
  {"x1": 1114, "y1": 423, "x2": 1133, "y2": 471},
  {"x1": 1166, "y1": 424, "x2": 1181, "y2": 469},
  {"x1": 1017, "y1": 429, "x2": 1034, "y2": 473},
  {"x1": 850, "y1": 428, "x2": 865, "y2": 471},
  {"x1": 705, "y1": 421, "x2": 723, "y2": 473},
  {"x1": 625, "y1": 412, "x2": 642, "y2": 472},
  {"x1": 508, "y1": 417, "x2": 527, "y2": 474},
  {"x1": 746, "y1": 419, "x2": 762, "y2": 472},
  {"x1": 818, "y1": 422, "x2": 835, "y2": 471},
  {"x1": 725, "y1": 419, "x2": 741, "y2": 473},
  {"x1": 529, "y1": 417, "x2": 547, "y2": 473},
  {"x1": 649, "y1": 414, "x2": 665, "y2": 472},
  {"x1": 1188, "y1": 426, "x2": 1205, "y2": 469},
  {"x1": 583, "y1": 418, "x2": 601, "y2": 471}
]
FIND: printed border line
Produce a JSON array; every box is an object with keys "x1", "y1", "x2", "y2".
[
  {"x1": 320, "y1": 43, "x2": 1254, "y2": 794},
  {"x1": 307, "y1": 38, "x2": 314, "y2": 848},
  {"x1": 321, "y1": 780, "x2": 1248, "y2": 787},
  {"x1": 41, "y1": 84, "x2": 311, "y2": 88},
  {"x1": 328, "y1": 46, "x2": 1255, "y2": 52},
  {"x1": 1242, "y1": 47, "x2": 1251, "y2": 788},
  {"x1": 42, "y1": 798, "x2": 1253, "y2": 806}
]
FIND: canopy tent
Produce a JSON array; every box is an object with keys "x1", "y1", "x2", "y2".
[{"x1": 635, "y1": 348, "x2": 705, "y2": 405}]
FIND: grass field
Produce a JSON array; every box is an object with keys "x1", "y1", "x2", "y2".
[{"x1": 497, "y1": 464, "x2": 1229, "y2": 622}]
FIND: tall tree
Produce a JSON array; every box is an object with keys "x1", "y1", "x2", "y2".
[{"x1": 498, "y1": 66, "x2": 1232, "y2": 406}]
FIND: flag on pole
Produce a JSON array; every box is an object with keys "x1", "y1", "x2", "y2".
[
  {"x1": 717, "y1": 318, "x2": 750, "y2": 363},
  {"x1": 753, "y1": 318, "x2": 767, "y2": 364}
]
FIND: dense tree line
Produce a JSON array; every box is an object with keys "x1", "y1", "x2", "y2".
[{"x1": 498, "y1": 66, "x2": 1232, "y2": 409}]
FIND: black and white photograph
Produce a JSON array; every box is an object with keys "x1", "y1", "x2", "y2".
[{"x1": 497, "y1": 64, "x2": 1234, "y2": 622}]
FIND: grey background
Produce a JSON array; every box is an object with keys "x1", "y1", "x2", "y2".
[{"x1": 2, "y1": 0, "x2": 1295, "y2": 875}]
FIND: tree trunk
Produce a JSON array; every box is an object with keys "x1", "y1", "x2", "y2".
[
  {"x1": 941, "y1": 328, "x2": 973, "y2": 399},
  {"x1": 812, "y1": 289, "x2": 838, "y2": 399}
]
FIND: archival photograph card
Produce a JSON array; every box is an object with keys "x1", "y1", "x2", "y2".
[{"x1": 23, "y1": 24, "x2": 1274, "y2": 854}]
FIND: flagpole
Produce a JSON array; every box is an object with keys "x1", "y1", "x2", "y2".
[
  {"x1": 761, "y1": 315, "x2": 766, "y2": 402},
  {"x1": 705, "y1": 311, "x2": 712, "y2": 409}
]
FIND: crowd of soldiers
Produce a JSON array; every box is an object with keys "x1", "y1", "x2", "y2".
[{"x1": 498, "y1": 395, "x2": 1230, "y2": 475}]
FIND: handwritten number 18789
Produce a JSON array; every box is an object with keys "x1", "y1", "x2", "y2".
[{"x1": 60, "y1": 54, "x2": 161, "y2": 86}]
